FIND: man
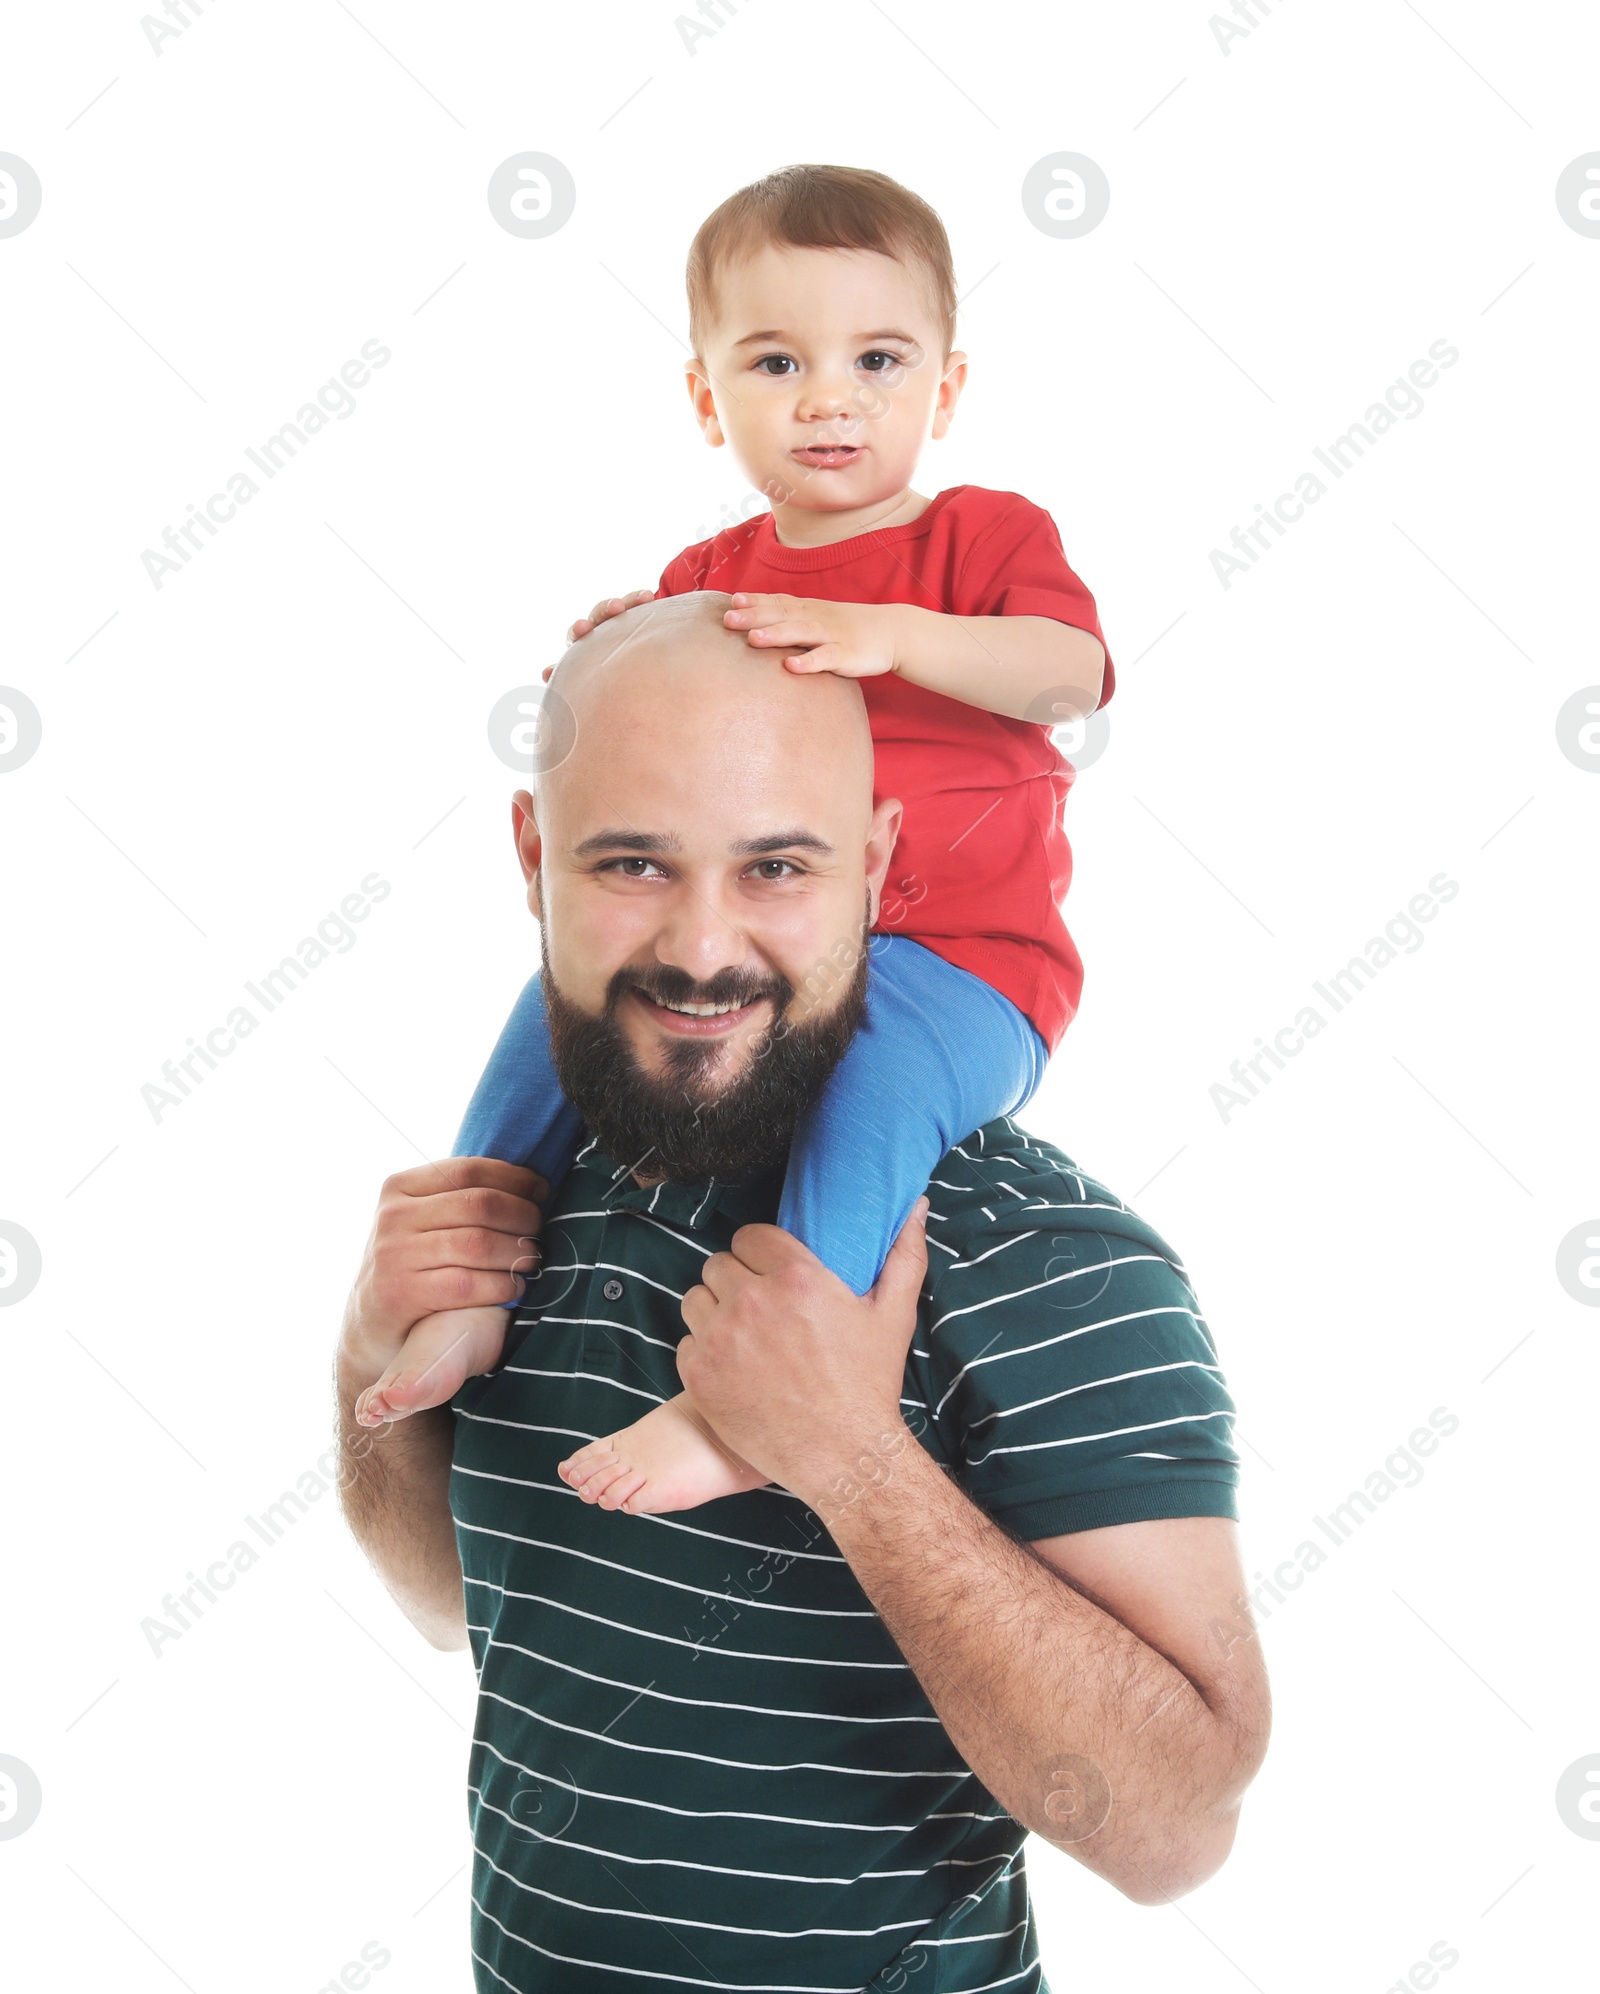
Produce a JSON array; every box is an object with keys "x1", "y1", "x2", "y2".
[{"x1": 336, "y1": 595, "x2": 1270, "y2": 1993}]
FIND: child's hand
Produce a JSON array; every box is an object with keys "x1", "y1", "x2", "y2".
[
  {"x1": 724, "y1": 594, "x2": 901, "y2": 679},
  {"x1": 566, "y1": 588, "x2": 656, "y2": 644}
]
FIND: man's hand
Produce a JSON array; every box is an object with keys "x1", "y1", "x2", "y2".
[
  {"x1": 565, "y1": 588, "x2": 656, "y2": 645},
  {"x1": 722, "y1": 593, "x2": 903, "y2": 678},
  {"x1": 334, "y1": 1158, "x2": 545, "y2": 1652},
  {"x1": 675, "y1": 1199, "x2": 929, "y2": 1510},
  {"x1": 340, "y1": 1157, "x2": 545, "y2": 1388}
]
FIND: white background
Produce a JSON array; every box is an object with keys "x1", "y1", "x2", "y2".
[{"x1": 2, "y1": 1, "x2": 1597, "y2": 1988}]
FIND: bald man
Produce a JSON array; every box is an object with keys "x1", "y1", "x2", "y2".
[
  {"x1": 346, "y1": 593, "x2": 901, "y2": 1472},
  {"x1": 334, "y1": 594, "x2": 1268, "y2": 1994}
]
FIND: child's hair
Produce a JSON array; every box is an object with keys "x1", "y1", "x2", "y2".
[{"x1": 686, "y1": 165, "x2": 957, "y2": 358}]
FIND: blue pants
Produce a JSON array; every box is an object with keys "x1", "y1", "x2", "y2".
[{"x1": 452, "y1": 936, "x2": 1049, "y2": 1297}]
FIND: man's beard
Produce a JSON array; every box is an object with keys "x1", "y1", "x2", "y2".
[{"x1": 540, "y1": 911, "x2": 870, "y2": 1185}]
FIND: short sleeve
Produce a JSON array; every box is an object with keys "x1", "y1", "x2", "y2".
[
  {"x1": 910, "y1": 1216, "x2": 1239, "y2": 1540},
  {"x1": 961, "y1": 496, "x2": 1116, "y2": 706},
  {"x1": 656, "y1": 542, "x2": 711, "y2": 598}
]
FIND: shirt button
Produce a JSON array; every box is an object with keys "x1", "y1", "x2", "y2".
[{"x1": 602, "y1": 1278, "x2": 624, "y2": 1301}]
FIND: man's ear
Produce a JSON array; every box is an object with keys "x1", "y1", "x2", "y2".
[
  {"x1": 685, "y1": 359, "x2": 724, "y2": 448},
  {"x1": 930, "y1": 350, "x2": 967, "y2": 442},
  {"x1": 511, "y1": 789, "x2": 543, "y2": 916},
  {"x1": 864, "y1": 796, "x2": 904, "y2": 924}
]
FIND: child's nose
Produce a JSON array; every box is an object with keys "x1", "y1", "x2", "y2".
[{"x1": 795, "y1": 372, "x2": 863, "y2": 426}]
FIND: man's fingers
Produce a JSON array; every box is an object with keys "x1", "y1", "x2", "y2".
[
  {"x1": 727, "y1": 1223, "x2": 805, "y2": 1275},
  {"x1": 396, "y1": 1184, "x2": 545, "y2": 1242},
  {"x1": 411, "y1": 1226, "x2": 542, "y2": 1274},
  {"x1": 694, "y1": 1244, "x2": 750, "y2": 1308},
  {"x1": 373, "y1": 1263, "x2": 526, "y2": 1323},
  {"x1": 871, "y1": 1198, "x2": 930, "y2": 1311},
  {"x1": 380, "y1": 1157, "x2": 548, "y2": 1205}
]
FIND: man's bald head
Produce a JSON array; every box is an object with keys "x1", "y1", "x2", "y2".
[
  {"x1": 536, "y1": 592, "x2": 875, "y2": 823},
  {"x1": 511, "y1": 589, "x2": 902, "y2": 1184}
]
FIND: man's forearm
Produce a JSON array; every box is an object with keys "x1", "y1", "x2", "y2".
[
  {"x1": 335, "y1": 1341, "x2": 468, "y2": 1651},
  {"x1": 815, "y1": 1431, "x2": 1253, "y2": 1904}
]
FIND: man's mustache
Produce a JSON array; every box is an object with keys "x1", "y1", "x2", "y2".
[{"x1": 608, "y1": 966, "x2": 793, "y2": 1013}]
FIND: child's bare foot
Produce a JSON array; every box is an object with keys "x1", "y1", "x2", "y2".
[
  {"x1": 355, "y1": 1306, "x2": 511, "y2": 1426},
  {"x1": 558, "y1": 1392, "x2": 772, "y2": 1514}
]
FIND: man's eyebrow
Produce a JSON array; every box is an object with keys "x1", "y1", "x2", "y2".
[
  {"x1": 729, "y1": 830, "x2": 835, "y2": 858},
  {"x1": 571, "y1": 829, "x2": 683, "y2": 858}
]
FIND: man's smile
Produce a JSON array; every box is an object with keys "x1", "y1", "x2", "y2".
[{"x1": 626, "y1": 988, "x2": 774, "y2": 1038}]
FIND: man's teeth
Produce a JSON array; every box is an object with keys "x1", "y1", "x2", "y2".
[{"x1": 657, "y1": 998, "x2": 745, "y2": 1016}]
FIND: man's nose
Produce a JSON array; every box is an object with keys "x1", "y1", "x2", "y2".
[{"x1": 649, "y1": 888, "x2": 750, "y2": 985}]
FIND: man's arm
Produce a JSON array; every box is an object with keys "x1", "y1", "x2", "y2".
[
  {"x1": 673, "y1": 1210, "x2": 1268, "y2": 1908},
  {"x1": 819, "y1": 1455, "x2": 1269, "y2": 1905},
  {"x1": 334, "y1": 1158, "x2": 546, "y2": 1652}
]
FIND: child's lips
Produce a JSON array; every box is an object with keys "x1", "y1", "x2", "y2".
[{"x1": 791, "y1": 445, "x2": 864, "y2": 469}]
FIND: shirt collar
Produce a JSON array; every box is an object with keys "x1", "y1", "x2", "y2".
[{"x1": 581, "y1": 1143, "x2": 786, "y2": 1232}]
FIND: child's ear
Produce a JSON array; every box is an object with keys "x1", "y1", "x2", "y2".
[
  {"x1": 931, "y1": 350, "x2": 968, "y2": 441},
  {"x1": 685, "y1": 359, "x2": 724, "y2": 448}
]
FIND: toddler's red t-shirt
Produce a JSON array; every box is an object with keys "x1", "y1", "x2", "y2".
[{"x1": 655, "y1": 484, "x2": 1114, "y2": 1052}]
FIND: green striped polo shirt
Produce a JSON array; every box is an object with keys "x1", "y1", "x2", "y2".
[{"x1": 448, "y1": 1115, "x2": 1239, "y2": 1994}]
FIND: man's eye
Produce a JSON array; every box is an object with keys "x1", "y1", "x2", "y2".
[
  {"x1": 750, "y1": 859, "x2": 798, "y2": 880},
  {"x1": 754, "y1": 355, "x2": 797, "y2": 376},
  {"x1": 603, "y1": 857, "x2": 661, "y2": 877}
]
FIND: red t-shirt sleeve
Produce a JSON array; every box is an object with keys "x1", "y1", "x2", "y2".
[
  {"x1": 960, "y1": 495, "x2": 1116, "y2": 706},
  {"x1": 656, "y1": 541, "x2": 712, "y2": 598}
]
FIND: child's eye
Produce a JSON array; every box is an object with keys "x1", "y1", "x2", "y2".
[
  {"x1": 754, "y1": 355, "x2": 797, "y2": 376},
  {"x1": 858, "y1": 350, "x2": 904, "y2": 375}
]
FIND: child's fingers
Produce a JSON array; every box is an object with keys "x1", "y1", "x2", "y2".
[
  {"x1": 724, "y1": 592, "x2": 797, "y2": 627},
  {"x1": 743, "y1": 617, "x2": 826, "y2": 650},
  {"x1": 780, "y1": 645, "x2": 853, "y2": 676},
  {"x1": 567, "y1": 590, "x2": 654, "y2": 644}
]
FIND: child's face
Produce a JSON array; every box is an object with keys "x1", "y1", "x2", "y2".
[{"x1": 687, "y1": 245, "x2": 965, "y2": 516}]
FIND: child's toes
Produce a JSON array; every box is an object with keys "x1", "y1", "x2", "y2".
[
  {"x1": 356, "y1": 1376, "x2": 413, "y2": 1426},
  {"x1": 560, "y1": 1442, "x2": 617, "y2": 1495},
  {"x1": 563, "y1": 1447, "x2": 645, "y2": 1510},
  {"x1": 597, "y1": 1468, "x2": 647, "y2": 1512}
]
